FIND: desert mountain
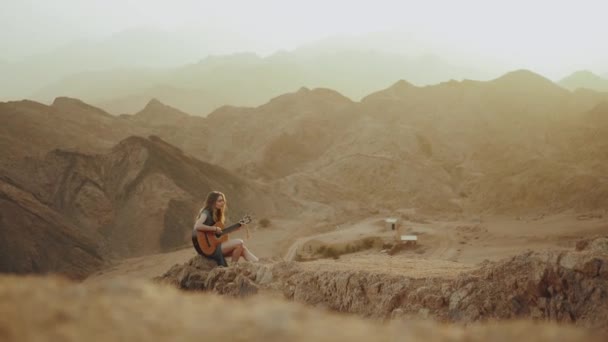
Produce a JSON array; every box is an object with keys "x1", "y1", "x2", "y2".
[
  {"x1": 0, "y1": 175, "x2": 103, "y2": 278},
  {"x1": 4, "y1": 70, "x2": 608, "y2": 217},
  {"x1": 196, "y1": 70, "x2": 608, "y2": 214},
  {"x1": 124, "y1": 99, "x2": 212, "y2": 160},
  {"x1": 0, "y1": 97, "x2": 134, "y2": 161},
  {"x1": 559, "y1": 70, "x2": 608, "y2": 92},
  {"x1": 203, "y1": 87, "x2": 356, "y2": 176},
  {"x1": 0, "y1": 97, "x2": 210, "y2": 173},
  {"x1": 131, "y1": 98, "x2": 191, "y2": 124},
  {"x1": 5, "y1": 135, "x2": 294, "y2": 259}
]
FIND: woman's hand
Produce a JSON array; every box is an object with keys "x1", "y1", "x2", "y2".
[{"x1": 214, "y1": 226, "x2": 222, "y2": 234}]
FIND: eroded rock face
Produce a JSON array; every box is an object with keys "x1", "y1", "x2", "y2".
[
  {"x1": 0, "y1": 177, "x2": 103, "y2": 278},
  {"x1": 447, "y1": 250, "x2": 608, "y2": 326},
  {"x1": 158, "y1": 237, "x2": 608, "y2": 330},
  {"x1": 0, "y1": 275, "x2": 604, "y2": 342}
]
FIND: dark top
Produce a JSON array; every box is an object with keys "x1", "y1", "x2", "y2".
[{"x1": 200, "y1": 209, "x2": 216, "y2": 226}]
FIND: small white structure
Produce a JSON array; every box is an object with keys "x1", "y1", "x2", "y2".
[
  {"x1": 385, "y1": 218, "x2": 398, "y2": 231},
  {"x1": 400, "y1": 234, "x2": 418, "y2": 246},
  {"x1": 400, "y1": 235, "x2": 418, "y2": 241}
]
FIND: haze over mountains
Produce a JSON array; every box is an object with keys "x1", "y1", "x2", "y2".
[
  {"x1": 32, "y1": 49, "x2": 492, "y2": 116},
  {"x1": 0, "y1": 27, "x2": 251, "y2": 100},
  {"x1": 1, "y1": 29, "x2": 495, "y2": 116},
  {"x1": 2, "y1": 24, "x2": 606, "y2": 118}
]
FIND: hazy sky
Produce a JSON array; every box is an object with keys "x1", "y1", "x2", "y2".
[{"x1": 2, "y1": 0, "x2": 607, "y2": 77}]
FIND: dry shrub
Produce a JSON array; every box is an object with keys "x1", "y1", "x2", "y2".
[
  {"x1": 315, "y1": 237, "x2": 382, "y2": 259},
  {"x1": 258, "y1": 218, "x2": 271, "y2": 228}
]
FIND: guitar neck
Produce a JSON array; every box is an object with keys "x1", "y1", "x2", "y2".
[{"x1": 220, "y1": 223, "x2": 242, "y2": 235}]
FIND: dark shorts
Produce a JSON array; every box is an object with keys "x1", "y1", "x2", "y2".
[{"x1": 192, "y1": 231, "x2": 227, "y2": 267}]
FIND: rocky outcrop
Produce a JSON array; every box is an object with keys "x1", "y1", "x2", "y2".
[
  {"x1": 158, "y1": 237, "x2": 608, "y2": 330},
  {"x1": 156, "y1": 257, "x2": 261, "y2": 297},
  {"x1": 433, "y1": 247, "x2": 608, "y2": 327}
]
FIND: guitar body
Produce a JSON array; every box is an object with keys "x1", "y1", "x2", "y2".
[
  {"x1": 196, "y1": 222, "x2": 226, "y2": 256},
  {"x1": 195, "y1": 214, "x2": 251, "y2": 256}
]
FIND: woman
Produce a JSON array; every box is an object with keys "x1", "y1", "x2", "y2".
[{"x1": 193, "y1": 191, "x2": 258, "y2": 263}]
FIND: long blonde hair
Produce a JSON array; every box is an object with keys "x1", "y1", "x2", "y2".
[{"x1": 197, "y1": 191, "x2": 227, "y2": 224}]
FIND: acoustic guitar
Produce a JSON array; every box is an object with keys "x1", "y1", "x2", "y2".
[{"x1": 196, "y1": 214, "x2": 252, "y2": 256}]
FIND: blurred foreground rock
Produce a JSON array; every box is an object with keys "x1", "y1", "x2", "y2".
[{"x1": 0, "y1": 275, "x2": 605, "y2": 342}]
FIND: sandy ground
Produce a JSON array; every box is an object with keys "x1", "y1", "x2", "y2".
[{"x1": 87, "y1": 211, "x2": 608, "y2": 282}]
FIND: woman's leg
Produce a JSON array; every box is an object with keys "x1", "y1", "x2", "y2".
[
  {"x1": 221, "y1": 239, "x2": 258, "y2": 262},
  {"x1": 231, "y1": 244, "x2": 244, "y2": 263},
  {"x1": 221, "y1": 239, "x2": 242, "y2": 259},
  {"x1": 241, "y1": 245, "x2": 259, "y2": 262}
]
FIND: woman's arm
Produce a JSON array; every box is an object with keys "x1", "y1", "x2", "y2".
[{"x1": 193, "y1": 212, "x2": 221, "y2": 233}]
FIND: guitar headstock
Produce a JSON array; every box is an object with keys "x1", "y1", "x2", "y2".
[{"x1": 239, "y1": 214, "x2": 252, "y2": 225}]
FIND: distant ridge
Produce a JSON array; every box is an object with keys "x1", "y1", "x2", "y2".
[
  {"x1": 29, "y1": 48, "x2": 489, "y2": 116},
  {"x1": 265, "y1": 87, "x2": 353, "y2": 108},
  {"x1": 487, "y1": 69, "x2": 566, "y2": 94},
  {"x1": 559, "y1": 70, "x2": 608, "y2": 92},
  {"x1": 362, "y1": 69, "x2": 565, "y2": 103},
  {"x1": 132, "y1": 98, "x2": 191, "y2": 124},
  {"x1": 52, "y1": 96, "x2": 113, "y2": 118}
]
